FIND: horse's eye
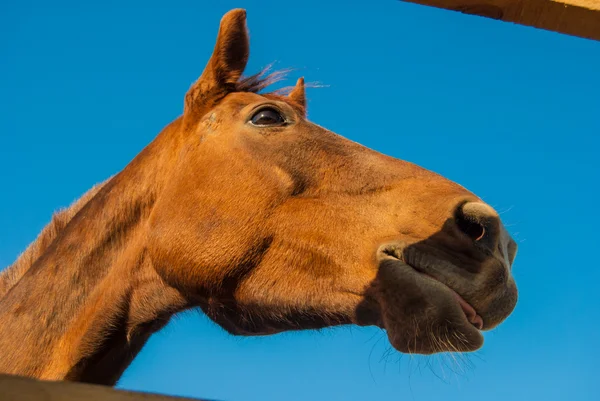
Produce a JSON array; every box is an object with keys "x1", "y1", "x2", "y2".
[{"x1": 249, "y1": 108, "x2": 285, "y2": 127}]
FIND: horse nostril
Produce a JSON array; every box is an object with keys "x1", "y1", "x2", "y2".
[
  {"x1": 456, "y1": 215, "x2": 486, "y2": 242},
  {"x1": 454, "y1": 201, "x2": 500, "y2": 244}
]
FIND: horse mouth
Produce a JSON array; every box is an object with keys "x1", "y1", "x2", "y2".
[{"x1": 378, "y1": 243, "x2": 484, "y2": 331}]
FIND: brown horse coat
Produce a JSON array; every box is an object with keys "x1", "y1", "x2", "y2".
[{"x1": 0, "y1": 9, "x2": 517, "y2": 386}]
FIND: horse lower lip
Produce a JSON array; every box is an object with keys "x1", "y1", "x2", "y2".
[
  {"x1": 381, "y1": 249, "x2": 484, "y2": 330},
  {"x1": 453, "y1": 291, "x2": 484, "y2": 330},
  {"x1": 392, "y1": 255, "x2": 484, "y2": 330},
  {"x1": 421, "y1": 272, "x2": 484, "y2": 330}
]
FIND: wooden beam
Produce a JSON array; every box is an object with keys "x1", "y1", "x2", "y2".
[
  {"x1": 0, "y1": 374, "x2": 213, "y2": 401},
  {"x1": 401, "y1": 0, "x2": 600, "y2": 41}
]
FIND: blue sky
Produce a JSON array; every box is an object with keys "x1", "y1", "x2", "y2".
[{"x1": 1, "y1": 1, "x2": 599, "y2": 400}]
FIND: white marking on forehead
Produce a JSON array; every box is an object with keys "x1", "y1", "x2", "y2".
[{"x1": 200, "y1": 112, "x2": 220, "y2": 138}]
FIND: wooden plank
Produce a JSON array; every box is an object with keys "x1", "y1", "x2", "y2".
[
  {"x1": 0, "y1": 374, "x2": 213, "y2": 401},
  {"x1": 401, "y1": 0, "x2": 600, "y2": 41}
]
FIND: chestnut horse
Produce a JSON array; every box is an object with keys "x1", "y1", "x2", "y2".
[{"x1": 0, "y1": 9, "x2": 517, "y2": 386}]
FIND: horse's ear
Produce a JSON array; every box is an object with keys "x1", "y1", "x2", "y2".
[
  {"x1": 288, "y1": 77, "x2": 306, "y2": 117},
  {"x1": 184, "y1": 9, "x2": 249, "y2": 119}
]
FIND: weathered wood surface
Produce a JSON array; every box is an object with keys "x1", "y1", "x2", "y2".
[
  {"x1": 0, "y1": 374, "x2": 214, "y2": 401},
  {"x1": 402, "y1": 0, "x2": 600, "y2": 41}
]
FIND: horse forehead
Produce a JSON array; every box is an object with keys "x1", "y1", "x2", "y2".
[
  {"x1": 219, "y1": 92, "x2": 269, "y2": 111},
  {"x1": 218, "y1": 92, "x2": 300, "y2": 114},
  {"x1": 196, "y1": 93, "x2": 264, "y2": 133}
]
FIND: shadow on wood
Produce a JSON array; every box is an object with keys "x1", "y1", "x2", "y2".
[{"x1": 0, "y1": 374, "x2": 215, "y2": 401}]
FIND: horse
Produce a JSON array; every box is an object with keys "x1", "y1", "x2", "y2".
[{"x1": 0, "y1": 9, "x2": 518, "y2": 386}]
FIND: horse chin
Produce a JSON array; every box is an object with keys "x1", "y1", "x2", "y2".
[{"x1": 374, "y1": 257, "x2": 484, "y2": 354}]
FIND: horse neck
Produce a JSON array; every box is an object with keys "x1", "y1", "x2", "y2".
[{"x1": 0, "y1": 121, "x2": 189, "y2": 385}]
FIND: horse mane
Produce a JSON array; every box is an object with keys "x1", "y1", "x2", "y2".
[
  {"x1": 0, "y1": 68, "x2": 291, "y2": 301},
  {"x1": 0, "y1": 182, "x2": 108, "y2": 299}
]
